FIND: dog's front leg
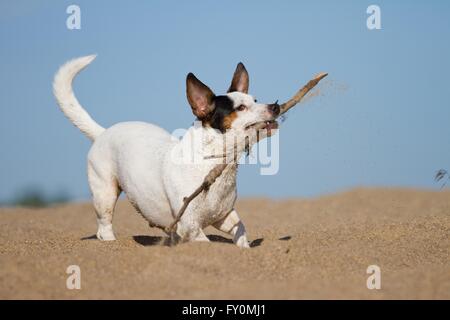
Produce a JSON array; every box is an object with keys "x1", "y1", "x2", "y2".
[
  {"x1": 213, "y1": 209, "x2": 250, "y2": 248},
  {"x1": 175, "y1": 220, "x2": 210, "y2": 244},
  {"x1": 164, "y1": 228, "x2": 209, "y2": 246},
  {"x1": 193, "y1": 229, "x2": 210, "y2": 242}
]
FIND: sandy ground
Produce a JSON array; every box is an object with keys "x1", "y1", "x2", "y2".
[{"x1": 0, "y1": 188, "x2": 449, "y2": 299}]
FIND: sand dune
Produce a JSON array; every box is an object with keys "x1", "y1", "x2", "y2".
[{"x1": 0, "y1": 188, "x2": 449, "y2": 299}]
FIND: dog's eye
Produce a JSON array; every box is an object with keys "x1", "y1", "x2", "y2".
[
  {"x1": 254, "y1": 99, "x2": 257, "y2": 102},
  {"x1": 236, "y1": 105, "x2": 247, "y2": 111}
]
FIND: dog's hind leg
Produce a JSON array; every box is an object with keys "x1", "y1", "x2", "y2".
[
  {"x1": 88, "y1": 163, "x2": 121, "y2": 241},
  {"x1": 213, "y1": 209, "x2": 250, "y2": 248}
]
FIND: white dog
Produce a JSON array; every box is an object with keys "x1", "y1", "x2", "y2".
[{"x1": 53, "y1": 55, "x2": 279, "y2": 248}]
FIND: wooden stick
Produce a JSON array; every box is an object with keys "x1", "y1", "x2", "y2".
[
  {"x1": 279, "y1": 72, "x2": 328, "y2": 114},
  {"x1": 166, "y1": 72, "x2": 328, "y2": 234},
  {"x1": 165, "y1": 164, "x2": 228, "y2": 233}
]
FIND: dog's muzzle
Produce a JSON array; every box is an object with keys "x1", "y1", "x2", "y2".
[{"x1": 268, "y1": 100, "x2": 280, "y2": 116}]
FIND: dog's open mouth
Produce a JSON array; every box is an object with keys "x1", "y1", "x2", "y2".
[{"x1": 245, "y1": 120, "x2": 279, "y2": 133}]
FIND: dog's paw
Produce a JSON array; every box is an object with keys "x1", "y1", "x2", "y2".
[
  {"x1": 235, "y1": 236, "x2": 250, "y2": 249},
  {"x1": 96, "y1": 232, "x2": 116, "y2": 241},
  {"x1": 96, "y1": 225, "x2": 116, "y2": 241}
]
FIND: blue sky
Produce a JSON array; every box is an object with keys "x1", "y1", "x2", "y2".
[{"x1": 1, "y1": 0, "x2": 449, "y2": 201}]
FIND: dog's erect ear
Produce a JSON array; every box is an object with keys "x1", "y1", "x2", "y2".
[
  {"x1": 228, "y1": 62, "x2": 249, "y2": 94},
  {"x1": 186, "y1": 73, "x2": 215, "y2": 119}
]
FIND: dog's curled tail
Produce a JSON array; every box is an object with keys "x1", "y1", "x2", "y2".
[{"x1": 53, "y1": 55, "x2": 105, "y2": 141}]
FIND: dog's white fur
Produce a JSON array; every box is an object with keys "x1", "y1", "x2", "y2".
[{"x1": 53, "y1": 55, "x2": 276, "y2": 248}]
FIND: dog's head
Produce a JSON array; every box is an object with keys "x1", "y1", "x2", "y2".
[{"x1": 186, "y1": 63, "x2": 280, "y2": 135}]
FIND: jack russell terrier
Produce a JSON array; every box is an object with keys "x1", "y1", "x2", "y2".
[{"x1": 53, "y1": 55, "x2": 279, "y2": 248}]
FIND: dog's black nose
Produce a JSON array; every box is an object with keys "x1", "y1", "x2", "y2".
[{"x1": 269, "y1": 102, "x2": 280, "y2": 116}]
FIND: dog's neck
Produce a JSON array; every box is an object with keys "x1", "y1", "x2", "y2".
[{"x1": 178, "y1": 124, "x2": 248, "y2": 167}]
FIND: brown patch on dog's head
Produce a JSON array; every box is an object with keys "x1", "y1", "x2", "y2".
[
  {"x1": 222, "y1": 111, "x2": 238, "y2": 130},
  {"x1": 202, "y1": 95, "x2": 236, "y2": 133}
]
